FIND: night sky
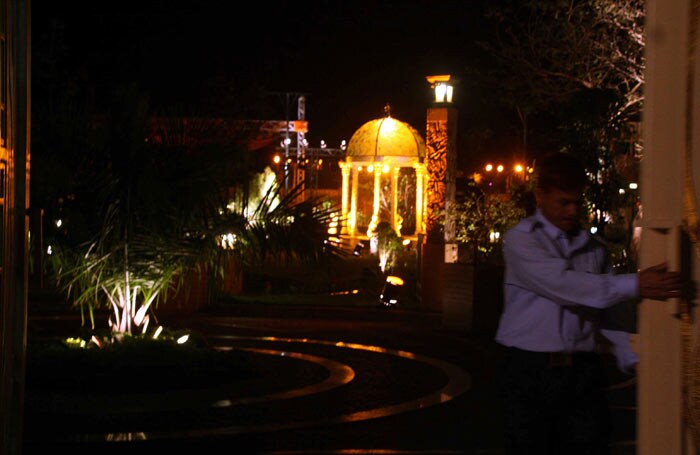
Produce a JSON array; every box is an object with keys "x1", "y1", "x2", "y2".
[{"x1": 32, "y1": 1, "x2": 491, "y2": 157}]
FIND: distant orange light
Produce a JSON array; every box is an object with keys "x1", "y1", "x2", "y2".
[
  {"x1": 497, "y1": 164, "x2": 504, "y2": 172},
  {"x1": 273, "y1": 155, "x2": 281, "y2": 164},
  {"x1": 485, "y1": 164, "x2": 493, "y2": 172},
  {"x1": 514, "y1": 164, "x2": 523, "y2": 173}
]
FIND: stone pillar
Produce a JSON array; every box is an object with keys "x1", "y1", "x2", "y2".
[
  {"x1": 425, "y1": 104, "x2": 458, "y2": 261},
  {"x1": 639, "y1": 0, "x2": 692, "y2": 453},
  {"x1": 425, "y1": 104, "x2": 464, "y2": 321}
]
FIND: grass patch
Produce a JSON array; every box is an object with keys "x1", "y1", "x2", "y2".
[{"x1": 25, "y1": 332, "x2": 259, "y2": 392}]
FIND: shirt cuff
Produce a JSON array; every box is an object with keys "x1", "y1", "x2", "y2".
[
  {"x1": 614, "y1": 273, "x2": 640, "y2": 301},
  {"x1": 616, "y1": 347, "x2": 639, "y2": 375},
  {"x1": 601, "y1": 328, "x2": 639, "y2": 375}
]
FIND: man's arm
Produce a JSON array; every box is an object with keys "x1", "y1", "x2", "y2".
[
  {"x1": 504, "y1": 230, "x2": 683, "y2": 308},
  {"x1": 504, "y1": 230, "x2": 638, "y2": 309}
]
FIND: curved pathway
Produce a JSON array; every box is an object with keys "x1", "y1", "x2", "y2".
[{"x1": 23, "y1": 302, "x2": 636, "y2": 455}]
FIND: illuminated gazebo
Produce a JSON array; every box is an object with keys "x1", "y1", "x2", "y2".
[{"x1": 338, "y1": 105, "x2": 426, "y2": 238}]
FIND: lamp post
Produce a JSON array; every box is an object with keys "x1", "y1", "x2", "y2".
[
  {"x1": 425, "y1": 74, "x2": 458, "y2": 263},
  {"x1": 424, "y1": 74, "x2": 471, "y2": 331}
]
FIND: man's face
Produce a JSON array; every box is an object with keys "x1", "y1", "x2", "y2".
[{"x1": 536, "y1": 186, "x2": 584, "y2": 235}]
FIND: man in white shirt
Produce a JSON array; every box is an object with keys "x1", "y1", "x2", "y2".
[{"x1": 495, "y1": 151, "x2": 683, "y2": 454}]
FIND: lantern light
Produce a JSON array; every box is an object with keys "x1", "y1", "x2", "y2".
[{"x1": 426, "y1": 75, "x2": 455, "y2": 104}]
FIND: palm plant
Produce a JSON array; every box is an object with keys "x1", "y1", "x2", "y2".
[
  {"x1": 46, "y1": 86, "x2": 341, "y2": 337},
  {"x1": 374, "y1": 221, "x2": 404, "y2": 273}
]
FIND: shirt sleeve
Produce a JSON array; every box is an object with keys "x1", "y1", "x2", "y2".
[{"x1": 503, "y1": 229, "x2": 640, "y2": 309}]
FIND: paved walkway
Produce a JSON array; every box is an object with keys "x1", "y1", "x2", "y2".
[{"x1": 23, "y1": 299, "x2": 637, "y2": 454}]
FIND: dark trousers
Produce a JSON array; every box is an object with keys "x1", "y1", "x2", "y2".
[{"x1": 498, "y1": 347, "x2": 612, "y2": 455}]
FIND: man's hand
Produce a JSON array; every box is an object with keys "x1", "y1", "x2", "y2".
[{"x1": 638, "y1": 262, "x2": 683, "y2": 300}]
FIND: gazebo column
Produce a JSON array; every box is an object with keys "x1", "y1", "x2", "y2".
[
  {"x1": 367, "y1": 162, "x2": 382, "y2": 242},
  {"x1": 367, "y1": 163, "x2": 382, "y2": 253},
  {"x1": 391, "y1": 166, "x2": 400, "y2": 235},
  {"x1": 415, "y1": 163, "x2": 425, "y2": 234},
  {"x1": 339, "y1": 161, "x2": 351, "y2": 234},
  {"x1": 350, "y1": 166, "x2": 359, "y2": 236}
]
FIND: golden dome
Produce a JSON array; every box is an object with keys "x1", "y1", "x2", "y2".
[{"x1": 346, "y1": 113, "x2": 425, "y2": 161}]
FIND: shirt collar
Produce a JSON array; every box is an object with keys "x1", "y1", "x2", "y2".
[{"x1": 533, "y1": 208, "x2": 589, "y2": 248}]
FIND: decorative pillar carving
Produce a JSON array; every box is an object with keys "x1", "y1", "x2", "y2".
[
  {"x1": 425, "y1": 114, "x2": 446, "y2": 242},
  {"x1": 425, "y1": 75, "x2": 458, "y2": 261}
]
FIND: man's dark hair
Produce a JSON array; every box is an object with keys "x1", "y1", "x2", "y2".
[{"x1": 535, "y1": 152, "x2": 588, "y2": 192}]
